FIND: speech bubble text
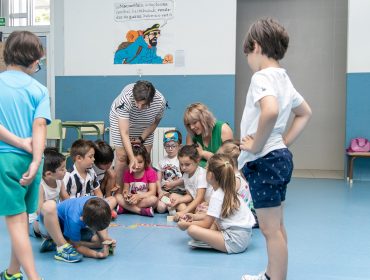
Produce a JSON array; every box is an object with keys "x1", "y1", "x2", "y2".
[{"x1": 114, "y1": 1, "x2": 174, "y2": 22}]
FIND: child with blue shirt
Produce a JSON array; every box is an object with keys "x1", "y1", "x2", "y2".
[
  {"x1": 37, "y1": 196, "x2": 115, "y2": 261},
  {"x1": 0, "y1": 31, "x2": 50, "y2": 280},
  {"x1": 238, "y1": 18, "x2": 312, "y2": 280}
]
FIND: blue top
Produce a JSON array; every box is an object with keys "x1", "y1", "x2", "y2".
[
  {"x1": 114, "y1": 36, "x2": 163, "y2": 64},
  {"x1": 0, "y1": 70, "x2": 51, "y2": 155},
  {"x1": 57, "y1": 196, "x2": 93, "y2": 242}
]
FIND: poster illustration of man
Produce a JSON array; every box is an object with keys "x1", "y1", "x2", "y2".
[{"x1": 114, "y1": 24, "x2": 173, "y2": 64}]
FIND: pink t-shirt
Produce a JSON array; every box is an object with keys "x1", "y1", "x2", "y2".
[{"x1": 123, "y1": 167, "x2": 157, "y2": 194}]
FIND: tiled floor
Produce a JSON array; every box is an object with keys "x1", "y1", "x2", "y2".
[{"x1": 1, "y1": 177, "x2": 369, "y2": 280}]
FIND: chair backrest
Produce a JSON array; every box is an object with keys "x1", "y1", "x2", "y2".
[{"x1": 47, "y1": 119, "x2": 64, "y2": 153}]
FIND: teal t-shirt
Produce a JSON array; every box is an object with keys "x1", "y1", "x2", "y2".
[
  {"x1": 192, "y1": 120, "x2": 225, "y2": 168},
  {"x1": 0, "y1": 70, "x2": 51, "y2": 155}
]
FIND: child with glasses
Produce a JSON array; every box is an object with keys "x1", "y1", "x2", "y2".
[
  {"x1": 155, "y1": 130, "x2": 185, "y2": 213},
  {"x1": 0, "y1": 31, "x2": 50, "y2": 280}
]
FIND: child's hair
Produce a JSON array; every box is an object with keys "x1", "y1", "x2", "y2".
[
  {"x1": 3, "y1": 31, "x2": 44, "y2": 67},
  {"x1": 43, "y1": 147, "x2": 66, "y2": 176},
  {"x1": 94, "y1": 140, "x2": 114, "y2": 165},
  {"x1": 82, "y1": 197, "x2": 111, "y2": 231},
  {"x1": 133, "y1": 80, "x2": 156, "y2": 105},
  {"x1": 243, "y1": 18, "x2": 289, "y2": 61},
  {"x1": 163, "y1": 129, "x2": 182, "y2": 145},
  {"x1": 184, "y1": 103, "x2": 216, "y2": 138},
  {"x1": 178, "y1": 144, "x2": 200, "y2": 162},
  {"x1": 70, "y1": 139, "x2": 96, "y2": 161},
  {"x1": 217, "y1": 140, "x2": 241, "y2": 165},
  {"x1": 207, "y1": 154, "x2": 240, "y2": 218},
  {"x1": 127, "y1": 144, "x2": 151, "y2": 169}
]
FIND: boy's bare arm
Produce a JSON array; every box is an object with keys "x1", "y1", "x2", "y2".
[
  {"x1": 20, "y1": 118, "x2": 47, "y2": 186},
  {"x1": 283, "y1": 101, "x2": 312, "y2": 147},
  {"x1": 241, "y1": 96, "x2": 279, "y2": 154},
  {"x1": 59, "y1": 181, "x2": 70, "y2": 201},
  {"x1": 0, "y1": 124, "x2": 33, "y2": 153}
]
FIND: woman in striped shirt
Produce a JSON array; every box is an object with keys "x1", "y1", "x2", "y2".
[{"x1": 109, "y1": 80, "x2": 166, "y2": 188}]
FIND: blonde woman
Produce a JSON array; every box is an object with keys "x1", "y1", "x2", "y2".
[{"x1": 184, "y1": 103, "x2": 233, "y2": 168}]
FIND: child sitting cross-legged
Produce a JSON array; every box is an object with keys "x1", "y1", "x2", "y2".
[
  {"x1": 29, "y1": 147, "x2": 69, "y2": 238},
  {"x1": 177, "y1": 154, "x2": 255, "y2": 253},
  {"x1": 156, "y1": 130, "x2": 185, "y2": 214},
  {"x1": 170, "y1": 145, "x2": 213, "y2": 221},
  {"x1": 37, "y1": 196, "x2": 115, "y2": 262},
  {"x1": 115, "y1": 144, "x2": 158, "y2": 217}
]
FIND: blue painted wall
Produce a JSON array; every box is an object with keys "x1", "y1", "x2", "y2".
[
  {"x1": 56, "y1": 75, "x2": 235, "y2": 147},
  {"x1": 346, "y1": 73, "x2": 370, "y2": 180}
]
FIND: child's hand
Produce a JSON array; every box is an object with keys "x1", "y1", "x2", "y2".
[
  {"x1": 162, "y1": 181, "x2": 173, "y2": 191},
  {"x1": 177, "y1": 220, "x2": 190, "y2": 231},
  {"x1": 20, "y1": 137, "x2": 33, "y2": 153},
  {"x1": 170, "y1": 196, "x2": 180, "y2": 208},
  {"x1": 181, "y1": 213, "x2": 194, "y2": 222},
  {"x1": 110, "y1": 184, "x2": 120, "y2": 194},
  {"x1": 20, "y1": 161, "x2": 40, "y2": 186},
  {"x1": 240, "y1": 135, "x2": 255, "y2": 152},
  {"x1": 174, "y1": 211, "x2": 185, "y2": 222},
  {"x1": 195, "y1": 144, "x2": 204, "y2": 158},
  {"x1": 158, "y1": 191, "x2": 168, "y2": 200},
  {"x1": 128, "y1": 194, "x2": 140, "y2": 205}
]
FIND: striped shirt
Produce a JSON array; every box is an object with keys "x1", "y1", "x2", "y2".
[
  {"x1": 109, "y1": 83, "x2": 166, "y2": 147},
  {"x1": 63, "y1": 165, "x2": 100, "y2": 198}
]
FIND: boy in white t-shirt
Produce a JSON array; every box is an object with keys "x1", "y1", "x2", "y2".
[
  {"x1": 156, "y1": 130, "x2": 186, "y2": 213},
  {"x1": 29, "y1": 148, "x2": 69, "y2": 239},
  {"x1": 238, "y1": 18, "x2": 312, "y2": 280}
]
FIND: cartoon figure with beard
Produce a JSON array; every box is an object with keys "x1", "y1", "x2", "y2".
[{"x1": 114, "y1": 24, "x2": 173, "y2": 64}]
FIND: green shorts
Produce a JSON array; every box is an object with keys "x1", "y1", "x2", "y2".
[{"x1": 0, "y1": 153, "x2": 43, "y2": 216}]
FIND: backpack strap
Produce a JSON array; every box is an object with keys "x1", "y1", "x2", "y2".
[{"x1": 124, "y1": 46, "x2": 143, "y2": 64}]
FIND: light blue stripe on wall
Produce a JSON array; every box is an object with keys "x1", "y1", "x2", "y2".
[
  {"x1": 56, "y1": 75, "x2": 235, "y2": 146},
  {"x1": 346, "y1": 73, "x2": 370, "y2": 180}
]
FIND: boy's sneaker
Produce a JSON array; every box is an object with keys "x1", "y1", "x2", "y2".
[
  {"x1": 54, "y1": 243, "x2": 83, "y2": 263},
  {"x1": 0, "y1": 270, "x2": 23, "y2": 280},
  {"x1": 241, "y1": 272, "x2": 268, "y2": 280},
  {"x1": 140, "y1": 207, "x2": 154, "y2": 217},
  {"x1": 40, "y1": 239, "x2": 56, "y2": 252},
  {"x1": 188, "y1": 239, "x2": 212, "y2": 249}
]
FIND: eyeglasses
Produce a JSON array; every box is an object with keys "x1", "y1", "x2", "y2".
[
  {"x1": 164, "y1": 144, "x2": 178, "y2": 150},
  {"x1": 35, "y1": 63, "x2": 41, "y2": 73}
]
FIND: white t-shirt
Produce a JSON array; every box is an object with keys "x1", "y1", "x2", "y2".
[
  {"x1": 182, "y1": 166, "x2": 213, "y2": 202},
  {"x1": 158, "y1": 155, "x2": 185, "y2": 193},
  {"x1": 238, "y1": 67, "x2": 304, "y2": 169},
  {"x1": 207, "y1": 188, "x2": 255, "y2": 230},
  {"x1": 41, "y1": 179, "x2": 62, "y2": 201}
]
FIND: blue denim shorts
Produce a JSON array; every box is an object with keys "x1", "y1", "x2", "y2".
[{"x1": 241, "y1": 149, "x2": 293, "y2": 209}]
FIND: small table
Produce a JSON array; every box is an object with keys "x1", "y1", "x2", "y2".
[
  {"x1": 62, "y1": 121, "x2": 105, "y2": 140},
  {"x1": 346, "y1": 152, "x2": 370, "y2": 184}
]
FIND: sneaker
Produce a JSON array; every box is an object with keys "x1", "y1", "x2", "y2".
[
  {"x1": 241, "y1": 272, "x2": 268, "y2": 280},
  {"x1": 54, "y1": 243, "x2": 83, "y2": 263},
  {"x1": 0, "y1": 270, "x2": 23, "y2": 280},
  {"x1": 140, "y1": 207, "x2": 154, "y2": 217},
  {"x1": 40, "y1": 238, "x2": 56, "y2": 252},
  {"x1": 188, "y1": 239, "x2": 212, "y2": 249}
]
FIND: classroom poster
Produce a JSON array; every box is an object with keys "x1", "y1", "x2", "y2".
[{"x1": 113, "y1": 0, "x2": 174, "y2": 65}]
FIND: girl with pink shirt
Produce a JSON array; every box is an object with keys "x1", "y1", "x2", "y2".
[{"x1": 115, "y1": 144, "x2": 158, "y2": 216}]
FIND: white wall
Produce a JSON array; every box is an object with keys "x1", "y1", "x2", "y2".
[
  {"x1": 62, "y1": 0, "x2": 236, "y2": 76},
  {"x1": 347, "y1": 0, "x2": 370, "y2": 73}
]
